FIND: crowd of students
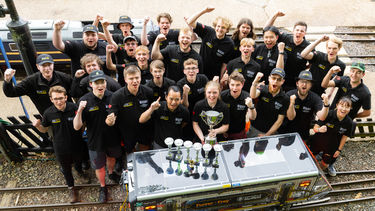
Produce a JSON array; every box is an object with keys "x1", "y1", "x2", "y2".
[{"x1": 2, "y1": 7, "x2": 372, "y2": 203}]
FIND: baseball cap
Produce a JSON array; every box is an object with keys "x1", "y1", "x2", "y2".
[
  {"x1": 270, "y1": 68, "x2": 285, "y2": 79},
  {"x1": 118, "y1": 15, "x2": 134, "y2": 29},
  {"x1": 83, "y1": 25, "x2": 98, "y2": 33},
  {"x1": 36, "y1": 54, "x2": 54, "y2": 65},
  {"x1": 297, "y1": 70, "x2": 313, "y2": 81},
  {"x1": 351, "y1": 62, "x2": 365, "y2": 72},
  {"x1": 89, "y1": 70, "x2": 106, "y2": 82},
  {"x1": 123, "y1": 35, "x2": 137, "y2": 43}
]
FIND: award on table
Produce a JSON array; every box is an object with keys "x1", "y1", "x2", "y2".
[{"x1": 200, "y1": 110, "x2": 223, "y2": 145}]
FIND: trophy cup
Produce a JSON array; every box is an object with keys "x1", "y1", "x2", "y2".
[
  {"x1": 212, "y1": 144, "x2": 223, "y2": 168},
  {"x1": 164, "y1": 137, "x2": 174, "y2": 160},
  {"x1": 200, "y1": 111, "x2": 224, "y2": 145},
  {"x1": 193, "y1": 143, "x2": 202, "y2": 165},
  {"x1": 174, "y1": 139, "x2": 184, "y2": 162},
  {"x1": 184, "y1": 141, "x2": 193, "y2": 164},
  {"x1": 202, "y1": 143, "x2": 212, "y2": 167}
]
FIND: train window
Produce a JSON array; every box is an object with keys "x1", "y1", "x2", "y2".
[
  {"x1": 31, "y1": 32, "x2": 47, "y2": 39},
  {"x1": 7, "y1": 33, "x2": 12, "y2": 40},
  {"x1": 73, "y1": 32, "x2": 83, "y2": 38},
  {"x1": 35, "y1": 43, "x2": 51, "y2": 50},
  {"x1": 9, "y1": 43, "x2": 18, "y2": 51}
]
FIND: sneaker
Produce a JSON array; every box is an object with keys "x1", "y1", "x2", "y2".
[
  {"x1": 99, "y1": 186, "x2": 108, "y2": 203},
  {"x1": 327, "y1": 164, "x2": 337, "y2": 176},
  {"x1": 69, "y1": 186, "x2": 79, "y2": 203},
  {"x1": 109, "y1": 172, "x2": 121, "y2": 184}
]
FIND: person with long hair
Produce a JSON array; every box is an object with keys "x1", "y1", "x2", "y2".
[{"x1": 231, "y1": 18, "x2": 256, "y2": 58}]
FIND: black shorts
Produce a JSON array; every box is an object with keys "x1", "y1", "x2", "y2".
[{"x1": 89, "y1": 146, "x2": 122, "y2": 169}]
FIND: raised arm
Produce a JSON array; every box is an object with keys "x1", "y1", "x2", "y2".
[
  {"x1": 141, "y1": 16, "x2": 150, "y2": 46},
  {"x1": 102, "y1": 20, "x2": 118, "y2": 51},
  {"x1": 182, "y1": 84, "x2": 190, "y2": 108},
  {"x1": 139, "y1": 97, "x2": 161, "y2": 123},
  {"x1": 316, "y1": 94, "x2": 329, "y2": 121},
  {"x1": 301, "y1": 35, "x2": 329, "y2": 60},
  {"x1": 286, "y1": 95, "x2": 296, "y2": 120},
  {"x1": 321, "y1": 66, "x2": 340, "y2": 88},
  {"x1": 264, "y1": 11, "x2": 285, "y2": 29},
  {"x1": 151, "y1": 34, "x2": 166, "y2": 60},
  {"x1": 92, "y1": 14, "x2": 106, "y2": 40},
  {"x1": 250, "y1": 72, "x2": 263, "y2": 99},
  {"x1": 276, "y1": 42, "x2": 285, "y2": 69},
  {"x1": 245, "y1": 97, "x2": 257, "y2": 120},
  {"x1": 32, "y1": 119, "x2": 49, "y2": 133},
  {"x1": 52, "y1": 20, "x2": 66, "y2": 51},
  {"x1": 186, "y1": 6, "x2": 215, "y2": 29},
  {"x1": 106, "y1": 44, "x2": 117, "y2": 71},
  {"x1": 73, "y1": 100, "x2": 86, "y2": 130}
]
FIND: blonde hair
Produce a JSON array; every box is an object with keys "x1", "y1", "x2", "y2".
[
  {"x1": 240, "y1": 38, "x2": 255, "y2": 47},
  {"x1": 205, "y1": 80, "x2": 221, "y2": 94},
  {"x1": 135, "y1": 45, "x2": 150, "y2": 54},
  {"x1": 150, "y1": 60, "x2": 165, "y2": 71},
  {"x1": 327, "y1": 36, "x2": 343, "y2": 49},
  {"x1": 183, "y1": 58, "x2": 198, "y2": 67},
  {"x1": 124, "y1": 65, "x2": 141, "y2": 78},
  {"x1": 157, "y1": 13, "x2": 173, "y2": 23},
  {"x1": 179, "y1": 27, "x2": 193, "y2": 37},
  {"x1": 49, "y1": 85, "x2": 67, "y2": 97},
  {"x1": 213, "y1": 16, "x2": 232, "y2": 31}
]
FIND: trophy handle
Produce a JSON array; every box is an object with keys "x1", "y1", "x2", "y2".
[
  {"x1": 217, "y1": 112, "x2": 224, "y2": 125},
  {"x1": 200, "y1": 111, "x2": 208, "y2": 125}
]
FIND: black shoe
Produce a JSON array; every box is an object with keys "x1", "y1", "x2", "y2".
[
  {"x1": 109, "y1": 172, "x2": 121, "y2": 184},
  {"x1": 99, "y1": 186, "x2": 108, "y2": 203},
  {"x1": 82, "y1": 160, "x2": 90, "y2": 170},
  {"x1": 69, "y1": 186, "x2": 79, "y2": 203}
]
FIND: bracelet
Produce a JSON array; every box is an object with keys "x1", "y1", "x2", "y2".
[
  {"x1": 279, "y1": 52, "x2": 285, "y2": 55},
  {"x1": 324, "y1": 104, "x2": 330, "y2": 107},
  {"x1": 337, "y1": 149, "x2": 342, "y2": 152}
]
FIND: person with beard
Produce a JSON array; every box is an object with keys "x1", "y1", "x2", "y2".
[
  {"x1": 248, "y1": 68, "x2": 289, "y2": 137},
  {"x1": 73, "y1": 70, "x2": 122, "y2": 203},
  {"x1": 264, "y1": 11, "x2": 311, "y2": 91},
  {"x1": 231, "y1": 18, "x2": 257, "y2": 59},
  {"x1": 151, "y1": 27, "x2": 203, "y2": 82},
  {"x1": 141, "y1": 13, "x2": 180, "y2": 49},
  {"x1": 186, "y1": 6, "x2": 235, "y2": 80},
  {"x1": 71, "y1": 53, "x2": 121, "y2": 99},
  {"x1": 53, "y1": 22, "x2": 109, "y2": 76},
  {"x1": 146, "y1": 60, "x2": 176, "y2": 102},
  {"x1": 222, "y1": 38, "x2": 260, "y2": 91},
  {"x1": 139, "y1": 85, "x2": 190, "y2": 149},
  {"x1": 252, "y1": 26, "x2": 287, "y2": 83},
  {"x1": 321, "y1": 62, "x2": 371, "y2": 120},
  {"x1": 301, "y1": 35, "x2": 346, "y2": 96},
  {"x1": 279, "y1": 70, "x2": 329, "y2": 140}
]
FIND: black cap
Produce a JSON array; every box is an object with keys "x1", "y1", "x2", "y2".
[
  {"x1": 89, "y1": 70, "x2": 106, "y2": 82},
  {"x1": 83, "y1": 25, "x2": 98, "y2": 33},
  {"x1": 36, "y1": 54, "x2": 54, "y2": 65},
  {"x1": 118, "y1": 15, "x2": 134, "y2": 29},
  {"x1": 123, "y1": 35, "x2": 137, "y2": 43},
  {"x1": 270, "y1": 68, "x2": 285, "y2": 78},
  {"x1": 297, "y1": 70, "x2": 313, "y2": 81}
]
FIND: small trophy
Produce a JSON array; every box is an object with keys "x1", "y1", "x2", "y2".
[
  {"x1": 212, "y1": 144, "x2": 223, "y2": 168},
  {"x1": 166, "y1": 160, "x2": 174, "y2": 174},
  {"x1": 175, "y1": 159, "x2": 183, "y2": 176},
  {"x1": 184, "y1": 140, "x2": 193, "y2": 164},
  {"x1": 203, "y1": 143, "x2": 212, "y2": 167},
  {"x1": 200, "y1": 111, "x2": 224, "y2": 145},
  {"x1": 164, "y1": 137, "x2": 174, "y2": 160},
  {"x1": 174, "y1": 139, "x2": 184, "y2": 161},
  {"x1": 211, "y1": 167, "x2": 218, "y2": 180},
  {"x1": 193, "y1": 142, "x2": 202, "y2": 165}
]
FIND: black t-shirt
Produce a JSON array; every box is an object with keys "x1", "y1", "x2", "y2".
[
  {"x1": 151, "y1": 101, "x2": 190, "y2": 147},
  {"x1": 252, "y1": 44, "x2": 287, "y2": 83},
  {"x1": 42, "y1": 102, "x2": 83, "y2": 155},
  {"x1": 308, "y1": 51, "x2": 345, "y2": 96},
  {"x1": 332, "y1": 76, "x2": 371, "y2": 119},
  {"x1": 251, "y1": 85, "x2": 289, "y2": 133},
  {"x1": 71, "y1": 75, "x2": 121, "y2": 98},
  {"x1": 79, "y1": 91, "x2": 120, "y2": 151},
  {"x1": 145, "y1": 77, "x2": 175, "y2": 102},
  {"x1": 112, "y1": 33, "x2": 141, "y2": 46},
  {"x1": 147, "y1": 29, "x2": 180, "y2": 50},
  {"x1": 114, "y1": 47, "x2": 137, "y2": 65},
  {"x1": 177, "y1": 74, "x2": 208, "y2": 114},
  {"x1": 226, "y1": 57, "x2": 261, "y2": 92},
  {"x1": 232, "y1": 37, "x2": 257, "y2": 59},
  {"x1": 221, "y1": 89, "x2": 250, "y2": 134},
  {"x1": 109, "y1": 85, "x2": 154, "y2": 150},
  {"x1": 281, "y1": 89, "x2": 323, "y2": 140},
  {"x1": 311, "y1": 110, "x2": 353, "y2": 153},
  {"x1": 278, "y1": 33, "x2": 310, "y2": 90},
  {"x1": 160, "y1": 44, "x2": 203, "y2": 82},
  {"x1": 63, "y1": 40, "x2": 109, "y2": 76},
  {"x1": 194, "y1": 23, "x2": 234, "y2": 80},
  {"x1": 192, "y1": 99, "x2": 230, "y2": 142},
  {"x1": 3, "y1": 71, "x2": 72, "y2": 114}
]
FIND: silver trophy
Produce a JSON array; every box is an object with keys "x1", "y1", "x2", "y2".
[
  {"x1": 184, "y1": 140, "x2": 193, "y2": 164},
  {"x1": 164, "y1": 137, "x2": 174, "y2": 160},
  {"x1": 202, "y1": 143, "x2": 212, "y2": 167},
  {"x1": 193, "y1": 142, "x2": 202, "y2": 165},
  {"x1": 174, "y1": 139, "x2": 184, "y2": 161},
  {"x1": 212, "y1": 144, "x2": 223, "y2": 168},
  {"x1": 200, "y1": 110, "x2": 224, "y2": 145}
]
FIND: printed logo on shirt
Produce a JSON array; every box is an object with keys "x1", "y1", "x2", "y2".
[
  {"x1": 197, "y1": 87, "x2": 205, "y2": 94},
  {"x1": 341, "y1": 87, "x2": 347, "y2": 93},
  {"x1": 89, "y1": 106, "x2": 99, "y2": 112},
  {"x1": 154, "y1": 92, "x2": 159, "y2": 97},
  {"x1": 98, "y1": 55, "x2": 106, "y2": 63},
  {"x1": 234, "y1": 46, "x2": 238, "y2": 51},
  {"x1": 171, "y1": 58, "x2": 179, "y2": 64},
  {"x1": 256, "y1": 56, "x2": 263, "y2": 61},
  {"x1": 123, "y1": 102, "x2": 133, "y2": 108},
  {"x1": 145, "y1": 79, "x2": 152, "y2": 84},
  {"x1": 237, "y1": 104, "x2": 246, "y2": 111},
  {"x1": 296, "y1": 52, "x2": 303, "y2": 60},
  {"x1": 294, "y1": 104, "x2": 300, "y2": 109},
  {"x1": 169, "y1": 42, "x2": 176, "y2": 45},
  {"x1": 318, "y1": 64, "x2": 326, "y2": 70},
  {"x1": 339, "y1": 127, "x2": 347, "y2": 134},
  {"x1": 206, "y1": 42, "x2": 213, "y2": 48},
  {"x1": 139, "y1": 100, "x2": 149, "y2": 108},
  {"x1": 261, "y1": 97, "x2": 269, "y2": 103},
  {"x1": 36, "y1": 90, "x2": 47, "y2": 95},
  {"x1": 246, "y1": 70, "x2": 255, "y2": 78},
  {"x1": 302, "y1": 106, "x2": 312, "y2": 113},
  {"x1": 52, "y1": 118, "x2": 61, "y2": 124},
  {"x1": 67, "y1": 117, "x2": 74, "y2": 121},
  {"x1": 234, "y1": 68, "x2": 242, "y2": 73},
  {"x1": 175, "y1": 117, "x2": 183, "y2": 125},
  {"x1": 216, "y1": 49, "x2": 224, "y2": 57},
  {"x1": 351, "y1": 94, "x2": 359, "y2": 102},
  {"x1": 160, "y1": 116, "x2": 169, "y2": 121},
  {"x1": 268, "y1": 59, "x2": 276, "y2": 66},
  {"x1": 326, "y1": 123, "x2": 334, "y2": 128},
  {"x1": 275, "y1": 101, "x2": 283, "y2": 110},
  {"x1": 285, "y1": 46, "x2": 292, "y2": 51}
]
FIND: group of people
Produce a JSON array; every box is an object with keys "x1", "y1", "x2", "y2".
[{"x1": 2, "y1": 7, "x2": 372, "y2": 203}]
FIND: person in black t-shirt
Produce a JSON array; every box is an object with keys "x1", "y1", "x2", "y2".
[
  {"x1": 252, "y1": 26, "x2": 286, "y2": 83},
  {"x1": 3, "y1": 54, "x2": 72, "y2": 115},
  {"x1": 187, "y1": 6, "x2": 234, "y2": 80},
  {"x1": 140, "y1": 85, "x2": 190, "y2": 149},
  {"x1": 223, "y1": 38, "x2": 260, "y2": 92},
  {"x1": 264, "y1": 11, "x2": 311, "y2": 91},
  {"x1": 280, "y1": 70, "x2": 329, "y2": 140},
  {"x1": 310, "y1": 97, "x2": 354, "y2": 176},
  {"x1": 146, "y1": 60, "x2": 175, "y2": 101},
  {"x1": 73, "y1": 70, "x2": 121, "y2": 203},
  {"x1": 322, "y1": 62, "x2": 371, "y2": 120},
  {"x1": 221, "y1": 72, "x2": 256, "y2": 140},
  {"x1": 71, "y1": 53, "x2": 121, "y2": 98},
  {"x1": 231, "y1": 18, "x2": 257, "y2": 59},
  {"x1": 141, "y1": 13, "x2": 180, "y2": 49},
  {"x1": 192, "y1": 81, "x2": 229, "y2": 144},
  {"x1": 151, "y1": 27, "x2": 203, "y2": 82},
  {"x1": 33, "y1": 86, "x2": 88, "y2": 203},
  {"x1": 249, "y1": 68, "x2": 289, "y2": 137},
  {"x1": 53, "y1": 22, "x2": 109, "y2": 76},
  {"x1": 301, "y1": 35, "x2": 346, "y2": 96}
]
